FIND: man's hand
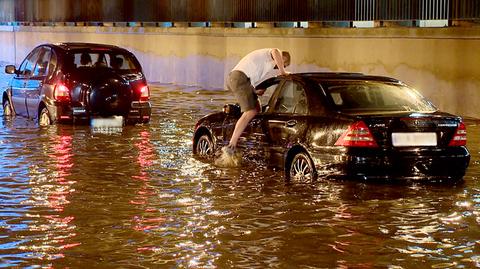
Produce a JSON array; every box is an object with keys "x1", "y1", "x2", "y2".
[
  {"x1": 255, "y1": 89, "x2": 266, "y2": 96},
  {"x1": 277, "y1": 71, "x2": 291, "y2": 77}
]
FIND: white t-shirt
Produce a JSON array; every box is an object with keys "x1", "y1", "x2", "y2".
[{"x1": 232, "y1": 48, "x2": 278, "y2": 87}]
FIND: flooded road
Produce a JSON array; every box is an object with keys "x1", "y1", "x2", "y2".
[{"x1": 0, "y1": 81, "x2": 479, "y2": 268}]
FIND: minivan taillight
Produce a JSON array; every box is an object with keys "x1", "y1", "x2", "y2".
[
  {"x1": 139, "y1": 85, "x2": 150, "y2": 101},
  {"x1": 335, "y1": 121, "x2": 378, "y2": 147},
  {"x1": 448, "y1": 122, "x2": 467, "y2": 146},
  {"x1": 54, "y1": 84, "x2": 70, "y2": 102}
]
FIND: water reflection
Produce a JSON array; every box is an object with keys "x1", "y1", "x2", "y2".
[
  {"x1": 0, "y1": 126, "x2": 78, "y2": 263},
  {"x1": 0, "y1": 84, "x2": 479, "y2": 268}
]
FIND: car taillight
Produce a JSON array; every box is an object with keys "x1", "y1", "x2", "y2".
[
  {"x1": 139, "y1": 85, "x2": 150, "y2": 101},
  {"x1": 54, "y1": 84, "x2": 70, "y2": 102},
  {"x1": 334, "y1": 121, "x2": 378, "y2": 148},
  {"x1": 448, "y1": 122, "x2": 467, "y2": 146}
]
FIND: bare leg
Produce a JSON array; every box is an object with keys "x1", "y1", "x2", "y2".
[{"x1": 228, "y1": 109, "x2": 257, "y2": 148}]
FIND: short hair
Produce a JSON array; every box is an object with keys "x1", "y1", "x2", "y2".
[{"x1": 282, "y1": 51, "x2": 291, "y2": 67}]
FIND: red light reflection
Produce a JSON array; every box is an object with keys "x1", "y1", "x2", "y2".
[
  {"x1": 41, "y1": 130, "x2": 81, "y2": 255},
  {"x1": 129, "y1": 130, "x2": 163, "y2": 233},
  {"x1": 47, "y1": 134, "x2": 74, "y2": 211}
]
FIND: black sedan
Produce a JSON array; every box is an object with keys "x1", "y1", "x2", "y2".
[
  {"x1": 193, "y1": 73, "x2": 470, "y2": 182},
  {"x1": 2, "y1": 43, "x2": 151, "y2": 126}
]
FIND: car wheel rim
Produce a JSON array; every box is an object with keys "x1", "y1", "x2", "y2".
[
  {"x1": 39, "y1": 110, "x2": 50, "y2": 126},
  {"x1": 197, "y1": 137, "x2": 212, "y2": 156},
  {"x1": 290, "y1": 155, "x2": 313, "y2": 183}
]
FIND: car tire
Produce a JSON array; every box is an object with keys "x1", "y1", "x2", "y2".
[
  {"x1": 195, "y1": 134, "x2": 214, "y2": 157},
  {"x1": 3, "y1": 99, "x2": 13, "y2": 117},
  {"x1": 38, "y1": 107, "x2": 52, "y2": 126},
  {"x1": 287, "y1": 151, "x2": 317, "y2": 183}
]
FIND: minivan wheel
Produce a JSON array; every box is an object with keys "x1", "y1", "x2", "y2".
[
  {"x1": 195, "y1": 134, "x2": 214, "y2": 157},
  {"x1": 3, "y1": 99, "x2": 13, "y2": 117},
  {"x1": 38, "y1": 107, "x2": 52, "y2": 126},
  {"x1": 287, "y1": 152, "x2": 317, "y2": 183}
]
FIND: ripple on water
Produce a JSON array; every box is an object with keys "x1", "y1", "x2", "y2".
[{"x1": 0, "y1": 84, "x2": 479, "y2": 268}]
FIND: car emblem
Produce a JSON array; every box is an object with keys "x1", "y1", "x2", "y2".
[{"x1": 106, "y1": 94, "x2": 118, "y2": 102}]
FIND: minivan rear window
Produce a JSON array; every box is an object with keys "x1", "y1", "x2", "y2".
[
  {"x1": 68, "y1": 51, "x2": 140, "y2": 71},
  {"x1": 322, "y1": 81, "x2": 436, "y2": 113}
]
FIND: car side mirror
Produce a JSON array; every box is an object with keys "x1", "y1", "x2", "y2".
[
  {"x1": 5, "y1": 65, "x2": 16, "y2": 74},
  {"x1": 223, "y1": 103, "x2": 241, "y2": 117}
]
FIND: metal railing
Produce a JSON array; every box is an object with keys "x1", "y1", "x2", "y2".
[{"x1": 0, "y1": 0, "x2": 478, "y2": 24}]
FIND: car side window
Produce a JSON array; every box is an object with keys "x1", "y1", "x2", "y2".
[
  {"x1": 273, "y1": 81, "x2": 308, "y2": 114},
  {"x1": 47, "y1": 51, "x2": 58, "y2": 79},
  {"x1": 259, "y1": 82, "x2": 280, "y2": 109},
  {"x1": 32, "y1": 47, "x2": 52, "y2": 78},
  {"x1": 17, "y1": 49, "x2": 41, "y2": 78}
]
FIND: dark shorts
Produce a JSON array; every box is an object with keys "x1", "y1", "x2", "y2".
[{"x1": 227, "y1": 70, "x2": 257, "y2": 112}]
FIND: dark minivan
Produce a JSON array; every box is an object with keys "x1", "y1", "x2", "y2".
[{"x1": 2, "y1": 42, "x2": 151, "y2": 126}]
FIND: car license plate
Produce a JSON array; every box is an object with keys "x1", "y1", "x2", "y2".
[
  {"x1": 73, "y1": 107, "x2": 86, "y2": 115},
  {"x1": 392, "y1": 132, "x2": 437, "y2": 147},
  {"x1": 91, "y1": 116, "x2": 124, "y2": 133}
]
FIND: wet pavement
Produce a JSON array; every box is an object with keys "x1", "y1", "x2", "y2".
[{"x1": 0, "y1": 73, "x2": 480, "y2": 268}]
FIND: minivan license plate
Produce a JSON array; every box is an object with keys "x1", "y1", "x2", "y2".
[
  {"x1": 392, "y1": 132, "x2": 437, "y2": 147},
  {"x1": 91, "y1": 116, "x2": 124, "y2": 132}
]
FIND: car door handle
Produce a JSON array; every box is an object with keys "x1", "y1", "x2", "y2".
[{"x1": 285, "y1": 120, "x2": 297, "y2": 127}]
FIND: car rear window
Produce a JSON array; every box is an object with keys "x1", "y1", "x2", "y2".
[
  {"x1": 322, "y1": 81, "x2": 437, "y2": 113},
  {"x1": 69, "y1": 51, "x2": 140, "y2": 71}
]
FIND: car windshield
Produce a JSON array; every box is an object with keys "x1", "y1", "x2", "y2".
[
  {"x1": 322, "y1": 81, "x2": 437, "y2": 113},
  {"x1": 69, "y1": 51, "x2": 140, "y2": 71}
]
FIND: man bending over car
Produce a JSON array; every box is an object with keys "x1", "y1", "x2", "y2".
[{"x1": 225, "y1": 48, "x2": 290, "y2": 154}]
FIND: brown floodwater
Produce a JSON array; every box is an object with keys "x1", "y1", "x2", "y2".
[{"x1": 0, "y1": 83, "x2": 479, "y2": 268}]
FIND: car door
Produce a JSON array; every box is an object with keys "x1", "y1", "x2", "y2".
[
  {"x1": 10, "y1": 48, "x2": 41, "y2": 116},
  {"x1": 25, "y1": 47, "x2": 52, "y2": 119},
  {"x1": 220, "y1": 77, "x2": 284, "y2": 160},
  {"x1": 264, "y1": 79, "x2": 310, "y2": 167},
  {"x1": 239, "y1": 79, "x2": 286, "y2": 160}
]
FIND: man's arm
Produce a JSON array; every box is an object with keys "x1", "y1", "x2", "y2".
[{"x1": 271, "y1": 48, "x2": 288, "y2": 75}]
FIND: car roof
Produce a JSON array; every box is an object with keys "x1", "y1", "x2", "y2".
[
  {"x1": 294, "y1": 72, "x2": 401, "y2": 83},
  {"x1": 48, "y1": 42, "x2": 126, "y2": 52}
]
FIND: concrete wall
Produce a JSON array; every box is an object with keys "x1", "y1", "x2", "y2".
[
  {"x1": 0, "y1": 26, "x2": 15, "y2": 64},
  {"x1": 0, "y1": 25, "x2": 479, "y2": 119}
]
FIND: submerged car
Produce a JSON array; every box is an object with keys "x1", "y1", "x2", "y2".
[
  {"x1": 193, "y1": 72, "x2": 470, "y2": 182},
  {"x1": 2, "y1": 42, "x2": 151, "y2": 126}
]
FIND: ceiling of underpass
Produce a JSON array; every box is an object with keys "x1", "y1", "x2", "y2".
[{"x1": 0, "y1": 0, "x2": 479, "y2": 24}]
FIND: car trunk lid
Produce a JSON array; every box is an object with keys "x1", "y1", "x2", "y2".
[{"x1": 354, "y1": 112, "x2": 464, "y2": 148}]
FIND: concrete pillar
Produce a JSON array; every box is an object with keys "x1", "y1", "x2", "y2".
[
  {"x1": 255, "y1": 22, "x2": 275, "y2": 28},
  {"x1": 173, "y1": 22, "x2": 190, "y2": 28},
  {"x1": 308, "y1": 22, "x2": 325, "y2": 28},
  {"x1": 211, "y1": 22, "x2": 232, "y2": 28}
]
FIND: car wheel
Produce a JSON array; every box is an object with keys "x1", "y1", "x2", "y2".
[
  {"x1": 38, "y1": 107, "x2": 52, "y2": 126},
  {"x1": 287, "y1": 151, "x2": 317, "y2": 183},
  {"x1": 195, "y1": 134, "x2": 214, "y2": 157},
  {"x1": 3, "y1": 99, "x2": 13, "y2": 117}
]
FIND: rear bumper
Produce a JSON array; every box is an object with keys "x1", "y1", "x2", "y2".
[
  {"x1": 310, "y1": 147, "x2": 470, "y2": 181},
  {"x1": 52, "y1": 101, "x2": 152, "y2": 124}
]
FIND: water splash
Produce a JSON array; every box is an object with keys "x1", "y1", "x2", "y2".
[{"x1": 214, "y1": 146, "x2": 242, "y2": 167}]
